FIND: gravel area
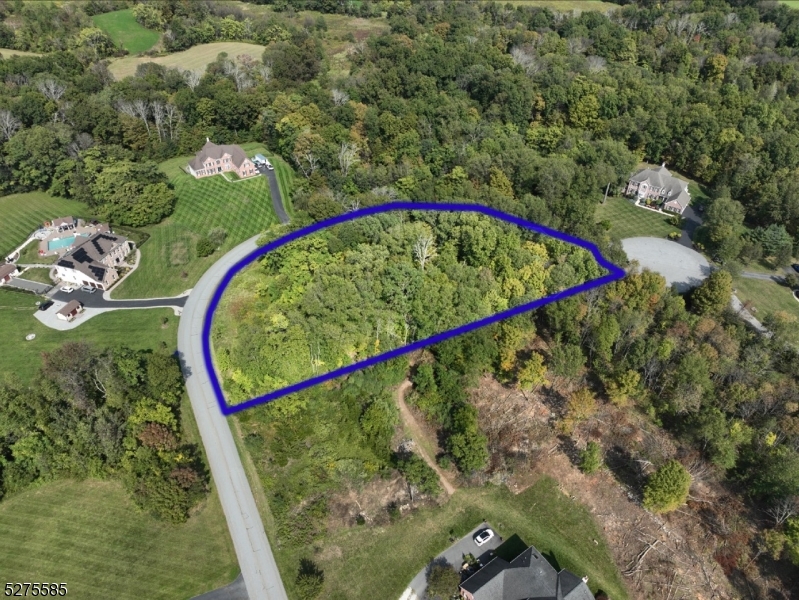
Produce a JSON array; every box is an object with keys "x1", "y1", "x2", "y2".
[{"x1": 621, "y1": 237, "x2": 711, "y2": 292}]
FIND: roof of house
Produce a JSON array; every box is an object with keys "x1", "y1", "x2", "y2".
[
  {"x1": 189, "y1": 139, "x2": 250, "y2": 170},
  {"x1": 57, "y1": 300, "x2": 82, "y2": 316},
  {"x1": 52, "y1": 217, "x2": 75, "y2": 227},
  {"x1": 57, "y1": 232, "x2": 128, "y2": 284},
  {"x1": 0, "y1": 263, "x2": 18, "y2": 278},
  {"x1": 460, "y1": 546, "x2": 593, "y2": 600},
  {"x1": 630, "y1": 164, "x2": 691, "y2": 210}
]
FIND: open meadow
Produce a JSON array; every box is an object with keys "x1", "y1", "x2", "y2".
[
  {"x1": 113, "y1": 143, "x2": 293, "y2": 299},
  {"x1": 92, "y1": 8, "x2": 160, "y2": 54},
  {"x1": 108, "y1": 41, "x2": 266, "y2": 79}
]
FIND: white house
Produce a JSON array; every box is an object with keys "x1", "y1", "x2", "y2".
[
  {"x1": 55, "y1": 232, "x2": 133, "y2": 290},
  {"x1": 625, "y1": 163, "x2": 692, "y2": 214}
]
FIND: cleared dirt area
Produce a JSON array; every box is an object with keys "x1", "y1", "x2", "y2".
[
  {"x1": 0, "y1": 48, "x2": 41, "y2": 58},
  {"x1": 107, "y1": 42, "x2": 267, "y2": 79}
]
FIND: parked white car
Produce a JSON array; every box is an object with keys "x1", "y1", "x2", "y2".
[
  {"x1": 61, "y1": 285, "x2": 75, "y2": 293},
  {"x1": 266, "y1": 162, "x2": 274, "y2": 171},
  {"x1": 474, "y1": 529, "x2": 494, "y2": 547},
  {"x1": 80, "y1": 285, "x2": 96, "y2": 294}
]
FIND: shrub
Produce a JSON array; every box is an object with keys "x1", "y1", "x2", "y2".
[
  {"x1": 426, "y1": 563, "x2": 460, "y2": 600},
  {"x1": 295, "y1": 558, "x2": 324, "y2": 600},
  {"x1": 208, "y1": 227, "x2": 227, "y2": 246},
  {"x1": 580, "y1": 441, "x2": 603, "y2": 474},
  {"x1": 642, "y1": 460, "x2": 691, "y2": 513},
  {"x1": 196, "y1": 237, "x2": 215, "y2": 257}
]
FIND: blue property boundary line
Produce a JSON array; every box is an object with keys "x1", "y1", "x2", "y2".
[{"x1": 202, "y1": 202, "x2": 626, "y2": 415}]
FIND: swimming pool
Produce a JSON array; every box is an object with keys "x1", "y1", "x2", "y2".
[{"x1": 48, "y1": 234, "x2": 88, "y2": 251}]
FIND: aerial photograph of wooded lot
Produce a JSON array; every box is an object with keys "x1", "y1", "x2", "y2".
[{"x1": 2, "y1": 0, "x2": 799, "y2": 599}]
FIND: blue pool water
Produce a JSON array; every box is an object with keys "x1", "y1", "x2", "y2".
[{"x1": 48, "y1": 234, "x2": 88, "y2": 251}]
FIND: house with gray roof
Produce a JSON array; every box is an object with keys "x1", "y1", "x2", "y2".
[
  {"x1": 459, "y1": 545, "x2": 593, "y2": 600},
  {"x1": 187, "y1": 138, "x2": 257, "y2": 179},
  {"x1": 54, "y1": 231, "x2": 133, "y2": 290},
  {"x1": 625, "y1": 163, "x2": 691, "y2": 214},
  {"x1": 0, "y1": 263, "x2": 20, "y2": 285}
]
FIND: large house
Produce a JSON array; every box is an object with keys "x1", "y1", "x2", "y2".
[
  {"x1": 187, "y1": 139, "x2": 257, "y2": 179},
  {"x1": 55, "y1": 231, "x2": 133, "y2": 290},
  {"x1": 0, "y1": 263, "x2": 20, "y2": 285},
  {"x1": 625, "y1": 163, "x2": 691, "y2": 214},
  {"x1": 459, "y1": 544, "x2": 593, "y2": 600}
]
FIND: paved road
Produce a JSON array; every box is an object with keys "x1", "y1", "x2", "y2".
[
  {"x1": 677, "y1": 204, "x2": 702, "y2": 249},
  {"x1": 178, "y1": 235, "x2": 288, "y2": 600},
  {"x1": 257, "y1": 165, "x2": 290, "y2": 224},
  {"x1": 405, "y1": 522, "x2": 501, "y2": 600},
  {"x1": 6, "y1": 277, "x2": 52, "y2": 294},
  {"x1": 50, "y1": 287, "x2": 187, "y2": 308}
]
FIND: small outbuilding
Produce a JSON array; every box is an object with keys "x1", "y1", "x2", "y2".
[
  {"x1": 56, "y1": 300, "x2": 84, "y2": 322},
  {"x1": 0, "y1": 263, "x2": 20, "y2": 285}
]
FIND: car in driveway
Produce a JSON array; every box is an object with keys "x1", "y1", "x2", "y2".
[
  {"x1": 792, "y1": 264, "x2": 799, "y2": 273},
  {"x1": 474, "y1": 528, "x2": 494, "y2": 547},
  {"x1": 38, "y1": 300, "x2": 54, "y2": 311},
  {"x1": 80, "y1": 285, "x2": 96, "y2": 294},
  {"x1": 61, "y1": 285, "x2": 75, "y2": 293}
]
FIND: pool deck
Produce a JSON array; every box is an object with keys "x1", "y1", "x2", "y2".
[{"x1": 37, "y1": 223, "x2": 107, "y2": 258}]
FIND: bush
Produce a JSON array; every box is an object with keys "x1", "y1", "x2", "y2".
[
  {"x1": 426, "y1": 563, "x2": 460, "y2": 600},
  {"x1": 295, "y1": 558, "x2": 324, "y2": 600},
  {"x1": 642, "y1": 460, "x2": 691, "y2": 514},
  {"x1": 196, "y1": 237, "x2": 215, "y2": 257},
  {"x1": 208, "y1": 227, "x2": 227, "y2": 246},
  {"x1": 579, "y1": 441, "x2": 603, "y2": 474}
]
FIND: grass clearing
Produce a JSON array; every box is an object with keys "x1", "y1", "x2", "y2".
[
  {"x1": 484, "y1": 0, "x2": 619, "y2": 9},
  {"x1": 92, "y1": 8, "x2": 160, "y2": 55},
  {"x1": 0, "y1": 289, "x2": 178, "y2": 383},
  {"x1": 18, "y1": 267, "x2": 53, "y2": 285},
  {"x1": 108, "y1": 41, "x2": 266, "y2": 79},
  {"x1": 780, "y1": 0, "x2": 799, "y2": 8},
  {"x1": 114, "y1": 143, "x2": 292, "y2": 299},
  {"x1": 260, "y1": 480, "x2": 627, "y2": 600},
  {"x1": 596, "y1": 196, "x2": 680, "y2": 240},
  {"x1": 0, "y1": 192, "x2": 89, "y2": 258},
  {"x1": 0, "y1": 48, "x2": 42, "y2": 58},
  {"x1": 733, "y1": 276, "x2": 799, "y2": 323},
  {"x1": 17, "y1": 240, "x2": 58, "y2": 265}
]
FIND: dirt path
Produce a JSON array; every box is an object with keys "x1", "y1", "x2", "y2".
[{"x1": 394, "y1": 380, "x2": 456, "y2": 496}]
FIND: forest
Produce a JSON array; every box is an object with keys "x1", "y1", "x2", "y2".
[
  {"x1": 213, "y1": 209, "x2": 603, "y2": 403},
  {"x1": 1, "y1": 0, "x2": 799, "y2": 596},
  {"x1": 0, "y1": 343, "x2": 207, "y2": 523}
]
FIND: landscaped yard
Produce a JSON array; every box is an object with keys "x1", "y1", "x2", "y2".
[
  {"x1": 107, "y1": 41, "x2": 266, "y2": 79},
  {"x1": 0, "y1": 289, "x2": 178, "y2": 383},
  {"x1": 0, "y1": 393, "x2": 238, "y2": 600},
  {"x1": 733, "y1": 276, "x2": 799, "y2": 324},
  {"x1": 18, "y1": 267, "x2": 53, "y2": 285},
  {"x1": 259, "y1": 479, "x2": 627, "y2": 600},
  {"x1": 0, "y1": 192, "x2": 89, "y2": 259},
  {"x1": 113, "y1": 143, "x2": 293, "y2": 299},
  {"x1": 92, "y1": 8, "x2": 160, "y2": 54},
  {"x1": 596, "y1": 196, "x2": 680, "y2": 240}
]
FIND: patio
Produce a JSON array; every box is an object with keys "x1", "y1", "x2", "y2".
[{"x1": 36, "y1": 220, "x2": 109, "y2": 258}]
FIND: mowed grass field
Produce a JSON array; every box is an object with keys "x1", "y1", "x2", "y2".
[
  {"x1": 0, "y1": 393, "x2": 238, "y2": 600},
  {"x1": 108, "y1": 41, "x2": 266, "y2": 79},
  {"x1": 92, "y1": 8, "x2": 160, "y2": 54},
  {"x1": 0, "y1": 289, "x2": 178, "y2": 383},
  {"x1": 262, "y1": 479, "x2": 627, "y2": 600},
  {"x1": 595, "y1": 196, "x2": 680, "y2": 240},
  {"x1": 114, "y1": 143, "x2": 292, "y2": 299},
  {"x1": 0, "y1": 192, "x2": 89, "y2": 258},
  {"x1": 733, "y1": 276, "x2": 799, "y2": 322},
  {"x1": 781, "y1": 1, "x2": 799, "y2": 9}
]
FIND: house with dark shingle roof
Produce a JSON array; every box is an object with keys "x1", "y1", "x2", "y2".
[
  {"x1": 54, "y1": 231, "x2": 133, "y2": 290},
  {"x1": 625, "y1": 163, "x2": 691, "y2": 214},
  {"x1": 187, "y1": 138, "x2": 257, "y2": 179},
  {"x1": 0, "y1": 263, "x2": 20, "y2": 285},
  {"x1": 57, "y1": 300, "x2": 84, "y2": 322},
  {"x1": 459, "y1": 545, "x2": 593, "y2": 600}
]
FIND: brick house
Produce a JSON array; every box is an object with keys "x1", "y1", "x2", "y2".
[
  {"x1": 459, "y1": 544, "x2": 592, "y2": 600},
  {"x1": 55, "y1": 232, "x2": 133, "y2": 290},
  {"x1": 625, "y1": 163, "x2": 691, "y2": 214},
  {"x1": 187, "y1": 139, "x2": 257, "y2": 179},
  {"x1": 0, "y1": 263, "x2": 20, "y2": 285}
]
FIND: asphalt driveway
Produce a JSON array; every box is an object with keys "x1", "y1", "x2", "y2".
[
  {"x1": 49, "y1": 287, "x2": 187, "y2": 309},
  {"x1": 406, "y1": 522, "x2": 502, "y2": 600},
  {"x1": 678, "y1": 204, "x2": 702, "y2": 249},
  {"x1": 257, "y1": 164, "x2": 290, "y2": 224}
]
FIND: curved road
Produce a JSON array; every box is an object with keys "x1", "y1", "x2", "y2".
[
  {"x1": 180, "y1": 171, "x2": 290, "y2": 600},
  {"x1": 178, "y1": 234, "x2": 288, "y2": 600}
]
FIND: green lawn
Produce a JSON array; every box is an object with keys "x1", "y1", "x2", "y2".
[
  {"x1": 263, "y1": 480, "x2": 627, "y2": 600},
  {"x1": 781, "y1": 1, "x2": 799, "y2": 8},
  {"x1": 733, "y1": 276, "x2": 799, "y2": 323},
  {"x1": 0, "y1": 392, "x2": 239, "y2": 599},
  {"x1": 595, "y1": 196, "x2": 679, "y2": 240},
  {"x1": 114, "y1": 143, "x2": 293, "y2": 299},
  {"x1": 17, "y1": 240, "x2": 57, "y2": 265},
  {"x1": 0, "y1": 192, "x2": 89, "y2": 259},
  {"x1": 92, "y1": 8, "x2": 160, "y2": 54},
  {"x1": 17, "y1": 267, "x2": 53, "y2": 285},
  {"x1": 0, "y1": 289, "x2": 178, "y2": 383}
]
